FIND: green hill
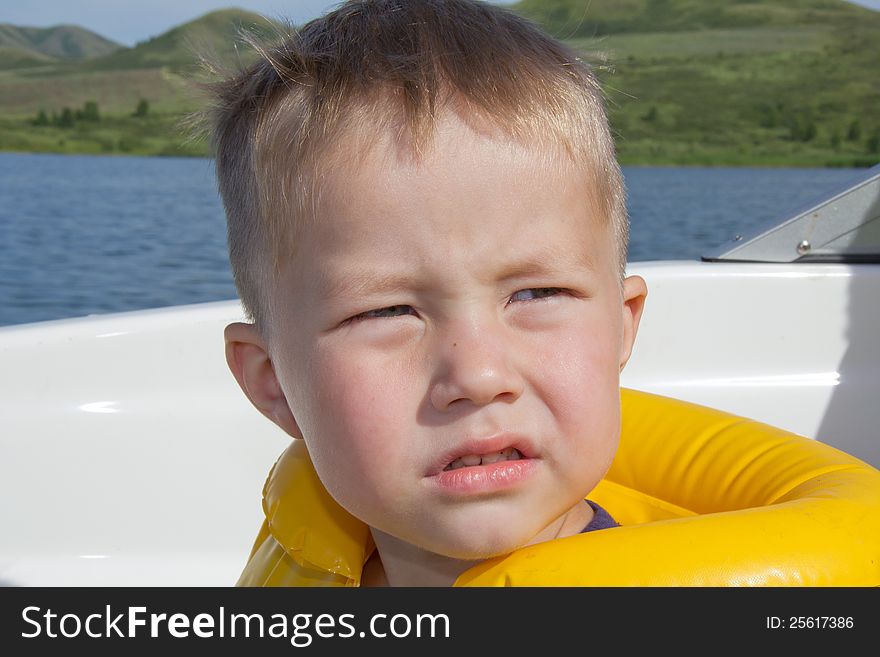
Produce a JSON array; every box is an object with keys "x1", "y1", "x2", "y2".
[
  {"x1": 0, "y1": 23, "x2": 122, "y2": 62},
  {"x1": 0, "y1": 1, "x2": 877, "y2": 165},
  {"x1": 548, "y1": 0, "x2": 880, "y2": 166},
  {"x1": 0, "y1": 45, "x2": 56, "y2": 70},
  {"x1": 0, "y1": 9, "x2": 279, "y2": 123},
  {"x1": 83, "y1": 8, "x2": 278, "y2": 72}
]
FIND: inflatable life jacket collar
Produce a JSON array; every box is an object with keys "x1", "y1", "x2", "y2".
[
  {"x1": 262, "y1": 440, "x2": 372, "y2": 583},
  {"x1": 246, "y1": 389, "x2": 880, "y2": 586}
]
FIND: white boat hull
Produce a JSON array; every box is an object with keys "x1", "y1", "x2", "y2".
[{"x1": 1, "y1": 260, "x2": 877, "y2": 585}]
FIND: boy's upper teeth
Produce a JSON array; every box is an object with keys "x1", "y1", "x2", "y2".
[{"x1": 444, "y1": 447, "x2": 522, "y2": 471}]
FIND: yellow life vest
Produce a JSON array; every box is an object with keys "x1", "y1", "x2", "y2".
[{"x1": 237, "y1": 389, "x2": 880, "y2": 586}]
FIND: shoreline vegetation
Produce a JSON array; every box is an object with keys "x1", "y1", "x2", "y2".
[{"x1": 1, "y1": 1, "x2": 879, "y2": 167}]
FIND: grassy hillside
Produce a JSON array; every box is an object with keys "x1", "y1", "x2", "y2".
[
  {"x1": 0, "y1": 23, "x2": 122, "y2": 62},
  {"x1": 514, "y1": 0, "x2": 880, "y2": 36},
  {"x1": 0, "y1": 9, "x2": 277, "y2": 157},
  {"x1": 0, "y1": 2, "x2": 877, "y2": 166},
  {"x1": 82, "y1": 8, "x2": 277, "y2": 72},
  {"x1": 569, "y1": 7, "x2": 880, "y2": 165},
  {"x1": 0, "y1": 45, "x2": 56, "y2": 70}
]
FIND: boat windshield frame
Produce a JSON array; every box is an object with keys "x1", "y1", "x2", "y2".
[{"x1": 702, "y1": 164, "x2": 880, "y2": 264}]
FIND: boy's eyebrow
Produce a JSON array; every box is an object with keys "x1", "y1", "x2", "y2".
[
  {"x1": 316, "y1": 269, "x2": 422, "y2": 301},
  {"x1": 317, "y1": 251, "x2": 596, "y2": 301},
  {"x1": 495, "y1": 253, "x2": 595, "y2": 282}
]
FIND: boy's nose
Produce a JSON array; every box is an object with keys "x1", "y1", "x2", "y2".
[{"x1": 428, "y1": 320, "x2": 524, "y2": 412}]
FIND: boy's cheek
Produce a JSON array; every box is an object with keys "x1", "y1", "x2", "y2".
[
  {"x1": 305, "y1": 359, "x2": 412, "y2": 463},
  {"x1": 302, "y1": 388, "x2": 409, "y2": 510},
  {"x1": 532, "y1": 331, "x2": 622, "y2": 434},
  {"x1": 533, "y1": 324, "x2": 621, "y2": 387}
]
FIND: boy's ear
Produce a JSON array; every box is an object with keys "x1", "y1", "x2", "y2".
[
  {"x1": 224, "y1": 322, "x2": 303, "y2": 439},
  {"x1": 619, "y1": 275, "x2": 648, "y2": 372}
]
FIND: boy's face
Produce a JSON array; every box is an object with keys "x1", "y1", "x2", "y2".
[{"x1": 232, "y1": 111, "x2": 645, "y2": 560}]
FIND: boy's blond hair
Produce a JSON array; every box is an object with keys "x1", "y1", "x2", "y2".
[{"x1": 206, "y1": 0, "x2": 627, "y2": 329}]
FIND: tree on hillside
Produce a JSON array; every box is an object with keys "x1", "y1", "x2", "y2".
[
  {"x1": 82, "y1": 101, "x2": 100, "y2": 122},
  {"x1": 57, "y1": 107, "x2": 74, "y2": 128},
  {"x1": 847, "y1": 120, "x2": 862, "y2": 142},
  {"x1": 868, "y1": 130, "x2": 880, "y2": 155},
  {"x1": 831, "y1": 130, "x2": 841, "y2": 150},
  {"x1": 134, "y1": 99, "x2": 150, "y2": 118},
  {"x1": 33, "y1": 110, "x2": 49, "y2": 127},
  {"x1": 786, "y1": 112, "x2": 817, "y2": 143}
]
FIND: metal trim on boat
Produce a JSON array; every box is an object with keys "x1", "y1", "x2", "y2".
[{"x1": 703, "y1": 164, "x2": 880, "y2": 263}]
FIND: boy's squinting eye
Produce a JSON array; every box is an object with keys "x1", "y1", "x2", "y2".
[
  {"x1": 346, "y1": 304, "x2": 416, "y2": 323},
  {"x1": 344, "y1": 289, "x2": 567, "y2": 324},
  {"x1": 508, "y1": 287, "x2": 566, "y2": 303}
]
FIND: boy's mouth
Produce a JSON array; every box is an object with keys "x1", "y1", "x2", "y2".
[{"x1": 443, "y1": 447, "x2": 524, "y2": 471}]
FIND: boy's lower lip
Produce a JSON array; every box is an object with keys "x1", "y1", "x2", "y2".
[{"x1": 430, "y1": 458, "x2": 537, "y2": 495}]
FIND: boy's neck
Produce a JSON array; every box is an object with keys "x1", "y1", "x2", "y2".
[
  {"x1": 364, "y1": 529, "x2": 479, "y2": 587},
  {"x1": 364, "y1": 501, "x2": 593, "y2": 587}
]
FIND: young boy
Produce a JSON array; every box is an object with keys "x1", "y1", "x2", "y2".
[{"x1": 212, "y1": 0, "x2": 647, "y2": 586}]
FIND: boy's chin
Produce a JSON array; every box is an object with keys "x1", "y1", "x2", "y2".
[
  {"x1": 374, "y1": 513, "x2": 561, "y2": 563},
  {"x1": 416, "y1": 530, "x2": 537, "y2": 562}
]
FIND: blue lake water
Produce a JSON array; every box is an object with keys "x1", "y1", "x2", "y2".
[{"x1": 0, "y1": 152, "x2": 865, "y2": 327}]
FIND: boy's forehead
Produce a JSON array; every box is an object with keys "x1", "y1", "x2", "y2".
[
  {"x1": 317, "y1": 122, "x2": 593, "y2": 215},
  {"x1": 266, "y1": 106, "x2": 618, "y2": 297},
  {"x1": 313, "y1": 108, "x2": 594, "y2": 214},
  {"x1": 276, "y1": 173, "x2": 615, "y2": 302}
]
